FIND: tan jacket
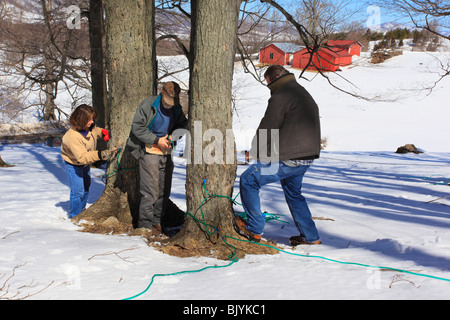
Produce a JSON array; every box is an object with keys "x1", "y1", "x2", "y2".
[{"x1": 61, "y1": 126, "x2": 103, "y2": 165}]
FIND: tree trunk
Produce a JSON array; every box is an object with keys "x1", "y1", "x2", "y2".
[
  {"x1": 43, "y1": 50, "x2": 56, "y2": 121},
  {"x1": 166, "y1": 0, "x2": 242, "y2": 259},
  {"x1": 74, "y1": 0, "x2": 156, "y2": 227},
  {"x1": 89, "y1": 0, "x2": 108, "y2": 128},
  {"x1": 43, "y1": 81, "x2": 56, "y2": 121}
]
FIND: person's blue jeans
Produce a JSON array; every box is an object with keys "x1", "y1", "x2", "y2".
[
  {"x1": 65, "y1": 161, "x2": 91, "y2": 218},
  {"x1": 239, "y1": 161, "x2": 320, "y2": 242}
]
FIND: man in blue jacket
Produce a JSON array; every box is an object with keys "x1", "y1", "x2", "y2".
[
  {"x1": 126, "y1": 82, "x2": 187, "y2": 234},
  {"x1": 233, "y1": 65, "x2": 322, "y2": 246}
]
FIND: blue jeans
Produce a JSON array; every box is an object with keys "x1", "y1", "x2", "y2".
[
  {"x1": 239, "y1": 161, "x2": 320, "y2": 242},
  {"x1": 65, "y1": 161, "x2": 91, "y2": 218}
]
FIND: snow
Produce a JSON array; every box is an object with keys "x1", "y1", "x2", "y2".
[{"x1": 1, "y1": 51, "x2": 450, "y2": 301}]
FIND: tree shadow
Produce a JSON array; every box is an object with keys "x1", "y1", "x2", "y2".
[
  {"x1": 1, "y1": 143, "x2": 106, "y2": 215},
  {"x1": 235, "y1": 152, "x2": 450, "y2": 272}
]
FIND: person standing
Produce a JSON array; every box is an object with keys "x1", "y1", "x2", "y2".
[
  {"x1": 126, "y1": 82, "x2": 188, "y2": 234},
  {"x1": 61, "y1": 104, "x2": 119, "y2": 219},
  {"x1": 233, "y1": 65, "x2": 322, "y2": 245}
]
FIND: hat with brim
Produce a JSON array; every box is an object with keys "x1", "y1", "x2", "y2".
[{"x1": 161, "y1": 81, "x2": 181, "y2": 106}]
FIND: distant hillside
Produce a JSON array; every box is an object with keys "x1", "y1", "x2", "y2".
[
  {"x1": 369, "y1": 21, "x2": 449, "y2": 37},
  {"x1": 369, "y1": 22, "x2": 417, "y2": 33}
]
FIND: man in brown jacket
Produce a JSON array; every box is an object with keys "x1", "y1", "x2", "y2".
[{"x1": 233, "y1": 65, "x2": 322, "y2": 245}]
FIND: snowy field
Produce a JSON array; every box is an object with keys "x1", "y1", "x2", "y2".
[{"x1": 1, "y1": 51, "x2": 450, "y2": 302}]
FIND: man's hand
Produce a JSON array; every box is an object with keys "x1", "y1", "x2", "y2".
[{"x1": 157, "y1": 134, "x2": 172, "y2": 150}]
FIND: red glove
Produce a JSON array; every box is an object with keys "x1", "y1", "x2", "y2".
[{"x1": 101, "y1": 129, "x2": 110, "y2": 142}]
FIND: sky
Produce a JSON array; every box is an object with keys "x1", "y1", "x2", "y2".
[
  {"x1": 349, "y1": 0, "x2": 450, "y2": 32},
  {"x1": 250, "y1": 0, "x2": 420, "y2": 29},
  {"x1": 340, "y1": 1, "x2": 416, "y2": 27}
]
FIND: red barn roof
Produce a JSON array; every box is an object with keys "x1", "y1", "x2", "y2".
[
  {"x1": 292, "y1": 47, "x2": 352, "y2": 72},
  {"x1": 326, "y1": 40, "x2": 362, "y2": 56},
  {"x1": 259, "y1": 43, "x2": 304, "y2": 66}
]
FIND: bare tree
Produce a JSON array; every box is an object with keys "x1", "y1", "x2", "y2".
[
  {"x1": 294, "y1": 0, "x2": 362, "y2": 41},
  {"x1": 371, "y1": 0, "x2": 449, "y2": 87},
  {"x1": 73, "y1": 0, "x2": 277, "y2": 259},
  {"x1": 155, "y1": 0, "x2": 191, "y2": 58},
  {"x1": 0, "y1": 0, "x2": 91, "y2": 122},
  {"x1": 165, "y1": 0, "x2": 244, "y2": 259},
  {"x1": 88, "y1": 0, "x2": 107, "y2": 128},
  {"x1": 372, "y1": 0, "x2": 449, "y2": 40},
  {"x1": 0, "y1": 0, "x2": 5, "y2": 19},
  {"x1": 73, "y1": 0, "x2": 156, "y2": 226}
]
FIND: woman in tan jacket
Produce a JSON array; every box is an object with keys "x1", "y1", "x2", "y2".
[{"x1": 61, "y1": 104, "x2": 118, "y2": 218}]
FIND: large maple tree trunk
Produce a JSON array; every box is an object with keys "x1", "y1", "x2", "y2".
[
  {"x1": 166, "y1": 0, "x2": 243, "y2": 259},
  {"x1": 74, "y1": 0, "x2": 156, "y2": 227},
  {"x1": 88, "y1": 0, "x2": 108, "y2": 128}
]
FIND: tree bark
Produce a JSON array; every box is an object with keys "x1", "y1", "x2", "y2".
[
  {"x1": 74, "y1": 0, "x2": 156, "y2": 227},
  {"x1": 43, "y1": 80, "x2": 56, "y2": 121},
  {"x1": 89, "y1": 0, "x2": 107, "y2": 128},
  {"x1": 166, "y1": 0, "x2": 242, "y2": 259}
]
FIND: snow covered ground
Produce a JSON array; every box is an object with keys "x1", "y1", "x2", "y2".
[{"x1": 1, "y1": 51, "x2": 450, "y2": 301}]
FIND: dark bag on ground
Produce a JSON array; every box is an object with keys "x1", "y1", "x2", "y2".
[{"x1": 161, "y1": 199, "x2": 185, "y2": 236}]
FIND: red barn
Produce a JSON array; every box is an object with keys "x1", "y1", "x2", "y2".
[
  {"x1": 292, "y1": 47, "x2": 352, "y2": 72},
  {"x1": 259, "y1": 43, "x2": 303, "y2": 66},
  {"x1": 326, "y1": 40, "x2": 362, "y2": 56}
]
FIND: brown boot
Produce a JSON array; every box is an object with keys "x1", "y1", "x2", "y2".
[
  {"x1": 232, "y1": 215, "x2": 262, "y2": 242},
  {"x1": 289, "y1": 235, "x2": 322, "y2": 246}
]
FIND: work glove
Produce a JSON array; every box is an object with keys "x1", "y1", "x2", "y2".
[
  {"x1": 101, "y1": 129, "x2": 110, "y2": 142},
  {"x1": 99, "y1": 147, "x2": 120, "y2": 161}
]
